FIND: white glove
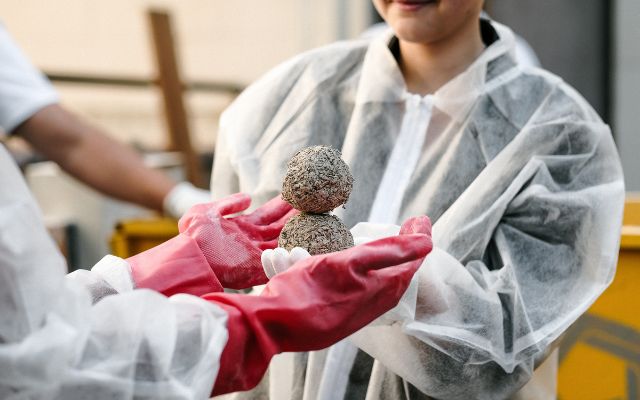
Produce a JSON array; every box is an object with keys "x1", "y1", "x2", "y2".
[
  {"x1": 261, "y1": 247, "x2": 311, "y2": 279},
  {"x1": 163, "y1": 182, "x2": 212, "y2": 218}
]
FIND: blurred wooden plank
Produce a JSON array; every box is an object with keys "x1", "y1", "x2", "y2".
[
  {"x1": 148, "y1": 9, "x2": 202, "y2": 187},
  {"x1": 45, "y1": 72, "x2": 244, "y2": 94},
  {"x1": 46, "y1": 73, "x2": 153, "y2": 88}
]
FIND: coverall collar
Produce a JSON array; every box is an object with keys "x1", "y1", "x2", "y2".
[{"x1": 355, "y1": 19, "x2": 519, "y2": 123}]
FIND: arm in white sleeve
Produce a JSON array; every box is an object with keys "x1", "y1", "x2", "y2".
[
  {"x1": 0, "y1": 22, "x2": 58, "y2": 133},
  {"x1": 66, "y1": 255, "x2": 135, "y2": 303},
  {"x1": 210, "y1": 50, "x2": 315, "y2": 206},
  {"x1": 210, "y1": 111, "x2": 241, "y2": 200},
  {"x1": 0, "y1": 147, "x2": 228, "y2": 399},
  {"x1": 349, "y1": 119, "x2": 624, "y2": 399}
]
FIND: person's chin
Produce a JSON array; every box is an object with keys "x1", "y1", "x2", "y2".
[{"x1": 391, "y1": 23, "x2": 436, "y2": 43}]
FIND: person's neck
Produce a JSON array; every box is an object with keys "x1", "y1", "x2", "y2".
[{"x1": 398, "y1": 20, "x2": 485, "y2": 96}]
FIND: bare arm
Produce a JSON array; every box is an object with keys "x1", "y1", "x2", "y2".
[{"x1": 13, "y1": 104, "x2": 177, "y2": 212}]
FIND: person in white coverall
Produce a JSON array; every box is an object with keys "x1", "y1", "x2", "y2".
[
  {"x1": 0, "y1": 22, "x2": 208, "y2": 218},
  {"x1": 0, "y1": 144, "x2": 433, "y2": 398},
  {"x1": 210, "y1": 1, "x2": 625, "y2": 399}
]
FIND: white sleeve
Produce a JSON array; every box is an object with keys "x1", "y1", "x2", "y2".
[
  {"x1": 0, "y1": 22, "x2": 58, "y2": 134},
  {"x1": 210, "y1": 110, "x2": 241, "y2": 200},
  {"x1": 0, "y1": 147, "x2": 228, "y2": 399},
  {"x1": 348, "y1": 118, "x2": 624, "y2": 399}
]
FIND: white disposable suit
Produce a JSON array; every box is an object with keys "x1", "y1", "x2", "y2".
[
  {"x1": 0, "y1": 23, "x2": 227, "y2": 400},
  {"x1": 0, "y1": 24, "x2": 229, "y2": 399},
  {"x1": 211, "y1": 19, "x2": 625, "y2": 399},
  {"x1": 0, "y1": 145, "x2": 229, "y2": 399}
]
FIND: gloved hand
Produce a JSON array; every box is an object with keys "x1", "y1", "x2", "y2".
[
  {"x1": 398, "y1": 215, "x2": 431, "y2": 236},
  {"x1": 127, "y1": 193, "x2": 296, "y2": 296},
  {"x1": 179, "y1": 193, "x2": 296, "y2": 288},
  {"x1": 206, "y1": 216, "x2": 433, "y2": 395},
  {"x1": 162, "y1": 181, "x2": 212, "y2": 218}
]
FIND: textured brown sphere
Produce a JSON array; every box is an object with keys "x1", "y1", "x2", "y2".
[
  {"x1": 278, "y1": 213, "x2": 354, "y2": 255},
  {"x1": 282, "y1": 146, "x2": 353, "y2": 213}
]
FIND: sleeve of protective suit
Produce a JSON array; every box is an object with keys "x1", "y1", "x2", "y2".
[
  {"x1": 205, "y1": 232, "x2": 432, "y2": 395},
  {"x1": 210, "y1": 114, "x2": 240, "y2": 200},
  {"x1": 0, "y1": 146, "x2": 229, "y2": 400},
  {"x1": 348, "y1": 99, "x2": 625, "y2": 398},
  {"x1": 0, "y1": 22, "x2": 59, "y2": 134},
  {"x1": 210, "y1": 58, "x2": 293, "y2": 201}
]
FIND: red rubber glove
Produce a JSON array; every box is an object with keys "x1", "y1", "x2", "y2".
[
  {"x1": 207, "y1": 216, "x2": 433, "y2": 395},
  {"x1": 179, "y1": 193, "x2": 296, "y2": 288},
  {"x1": 127, "y1": 193, "x2": 296, "y2": 296}
]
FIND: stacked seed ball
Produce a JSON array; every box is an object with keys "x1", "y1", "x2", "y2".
[{"x1": 279, "y1": 146, "x2": 354, "y2": 255}]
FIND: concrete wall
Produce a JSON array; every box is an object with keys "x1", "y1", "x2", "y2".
[
  {"x1": 485, "y1": 0, "x2": 609, "y2": 120},
  {"x1": 613, "y1": 0, "x2": 640, "y2": 191}
]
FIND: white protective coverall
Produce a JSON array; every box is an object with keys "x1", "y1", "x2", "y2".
[
  {"x1": 0, "y1": 22, "x2": 232, "y2": 400},
  {"x1": 0, "y1": 23, "x2": 222, "y2": 399},
  {"x1": 211, "y1": 19, "x2": 625, "y2": 400},
  {"x1": 0, "y1": 145, "x2": 229, "y2": 399},
  {"x1": 0, "y1": 24, "x2": 229, "y2": 399}
]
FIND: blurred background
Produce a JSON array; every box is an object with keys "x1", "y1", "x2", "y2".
[
  {"x1": 0, "y1": 1, "x2": 638, "y2": 399},
  {"x1": 2, "y1": 1, "x2": 636, "y2": 176},
  {"x1": 0, "y1": 1, "x2": 373, "y2": 152}
]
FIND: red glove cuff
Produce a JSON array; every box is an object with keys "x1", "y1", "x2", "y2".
[
  {"x1": 205, "y1": 295, "x2": 280, "y2": 395},
  {"x1": 127, "y1": 233, "x2": 223, "y2": 296}
]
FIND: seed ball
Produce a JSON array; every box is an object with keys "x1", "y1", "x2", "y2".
[
  {"x1": 282, "y1": 146, "x2": 353, "y2": 213},
  {"x1": 278, "y1": 213, "x2": 354, "y2": 255}
]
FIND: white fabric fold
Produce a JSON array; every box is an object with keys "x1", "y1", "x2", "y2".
[{"x1": 0, "y1": 145, "x2": 229, "y2": 399}]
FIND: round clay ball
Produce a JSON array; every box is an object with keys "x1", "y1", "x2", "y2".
[
  {"x1": 282, "y1": 145, "x2": 353, "y2": 213},
  {"x1": 278, "y1": 213, "x2": 354, "y2": 255}
]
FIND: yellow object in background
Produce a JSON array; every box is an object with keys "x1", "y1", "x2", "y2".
[
  {"x1": 558, "y1": 195, "x2": 640, "y2": 400},
  {"x1": 110, "y1": 217, "x2": 178, "y2": 258}
]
